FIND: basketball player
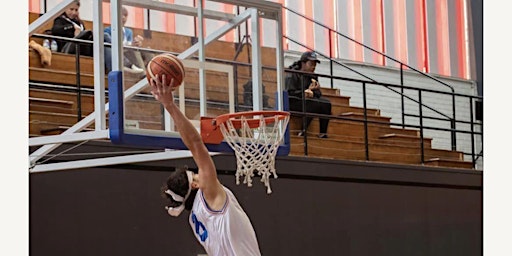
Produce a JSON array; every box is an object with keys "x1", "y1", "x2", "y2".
[{"x1": 149, "y1": 74, "x2": 262, "y2": 256}]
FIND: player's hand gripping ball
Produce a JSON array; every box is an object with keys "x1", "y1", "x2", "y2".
[{"x1": 146, "y1": 53, "x2": 185, "y2": 88}]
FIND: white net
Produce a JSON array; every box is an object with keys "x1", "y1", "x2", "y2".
[{"x1": 219, "y1": 113, "x2": 289, "y2": 194}]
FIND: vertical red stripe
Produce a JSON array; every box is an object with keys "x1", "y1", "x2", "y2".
[
  {"x1": 380, "y1": 0, "x2": 386, "y2": 65},
  {"x1": 274, "y1": 0, "x2": 288, "y2": 50},
  {"x1": 414, "y1": 1, "x2": 423, "y2": 71},
  {"x1": 353, "y1": 0, "x2": 363, "y2": 62},
  {"x1": 29, "y1": 0, "x2": 40, "y2": 13},
  {"x1": 322, "y1": 0, "x2": 335, "y2": 58},
  {"x1": 393, "y1": 0, "x2": 408, "y2": 67},
  {"x1": 303, "y1": 0, "x2": 315, "y2": 50},
  {"x1": 330, "y1": 0, "x2": 339, "y2": 58},
  {"x1": 224, "y1": 4, "x2": 234, "y2": 42},
  {"x1": 371, "y1": 0, "x2": 384, "y2": 65},
  {"x1": 455, "y1": 0, "x2": 467, "y2": 79},
  {"x1": 202, "y1": 4, "x2": 207, "y2": 38},
  {"x1": 103, "y1": 2, "x2": 111, "y2": 24},
  {"x1": 259, "y1": 17, "x2": 265, "y2": 46},
  {"x1": 347, "y1": 0, "x2": 363, "y2": 62},
  {"x1": 435, "y1": 0, "x2": 450, "y2": 76},
  {"x1": 420, "y1": 0, "x2": 429, "y2": 73},
  {"x1": 194, "y1": 0, "x2": 200, "y2": 37},
  {"x1": 164, "y1": 0, "x2": 175, "y2": 33},
  {"x1": 133, "y1": 7, "x2": 144, "y2": 29},
  {"x1": 346, "y1": 0, "x2": 354, "y2": 60}
]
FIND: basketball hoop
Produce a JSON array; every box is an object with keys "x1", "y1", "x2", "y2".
[{"x1": 201, "y1": 111, "x2": 290, "y2": 194}]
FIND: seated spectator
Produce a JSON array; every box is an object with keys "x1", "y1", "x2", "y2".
[
  {"x1": 104, "y1": 6, "x2": 153, "y2": 76},
  {"x1": 51, "y1": 0, "x2": 87, "y2": 53},
  {"x1": 49, "y1": 0, "x2": 121, "y2": 74},
  {"x1": 285, "y1": 51, "x2": 332, "y2": 138}
]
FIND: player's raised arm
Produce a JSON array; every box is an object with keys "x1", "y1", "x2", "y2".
[{"x1": 150, "y1": 74, "x2": 226, "y2": 210}]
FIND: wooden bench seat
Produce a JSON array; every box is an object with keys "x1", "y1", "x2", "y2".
[{"x1": 29, "y1": 97, "x2": 74, "y2": 114}]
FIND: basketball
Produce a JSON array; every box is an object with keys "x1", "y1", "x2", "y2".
[{"x1": 146, "y1": 53, "x2": 185, "y2": 88}]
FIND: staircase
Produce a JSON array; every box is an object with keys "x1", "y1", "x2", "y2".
[{"x1": 288, "y1": 88, "x2": 474, "y2": 169}]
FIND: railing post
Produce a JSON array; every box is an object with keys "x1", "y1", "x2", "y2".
[
  {"x1": 362, "y1": 82, "x2": 369, "y2": 161},
  {"x1": 75, "y1": 43, "x2": 82, "y2": 122},
  {"x1": 451, "y1": 94, "x2": 457, "y2": 150},
  {"x1": 469, "y1": 98, "x2": 476, "y2": 168},
  {"x1": 418, "y1": 90, "x2": 425, "y2": 164},
  {"x1": 400, "y1": 64, "x2": 405, "y2": 128},
  {"x1": 233, "y1": 63, "x2": 239, "y2": 112},
  {"x1": 329, "y1": 31, "x2": 333, "y2": 89},
  {"x1": 301, "y1": 75, "x2": 308, "y2": 156},
  {"x1": 299, "y1": 73, "x2": 308, "y2": 156}
]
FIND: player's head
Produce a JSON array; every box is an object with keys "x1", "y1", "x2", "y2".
[
  {"x1": 162, "y1": 166, "x2": 199, "y2": 217},
  {"x1": 65, "y1": 0, "x2": 81, "y2": 20}
]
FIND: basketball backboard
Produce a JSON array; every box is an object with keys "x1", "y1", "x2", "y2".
[
  {"x1": 28, "y1": 0, "x2": 289, "y2": 174},
  {"x1": 107, "y1": 0, "x2": 290, "y2": 155}
]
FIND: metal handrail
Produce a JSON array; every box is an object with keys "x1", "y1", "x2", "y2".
[{"x1": 281, "y1": 5, "x2": 459, "y2": 150}]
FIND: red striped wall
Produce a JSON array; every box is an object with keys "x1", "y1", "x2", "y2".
[
  {"x1": 454, "y1": 0, "x2": 468, "y2": 78},
  {"x1": 435, "y1": 0, "x2": 451, "y2": 76},
  {"x1": 29, "y1": 0, "x2": 40, "y2": 13},
  {"x1": 417, "y1": 0, "x2": 429, "y2": 72},
  {"x1": 27, "y1": 0, "x2": 471, "y2": 79},
  {"x1": 303, "y1": 0, "x2": 315, "y2": 50},
  {"x1": 274, "y1": 0, "x2": 288, "y2": 50},
  {"x1": 133, "y1": 6, "x2": 144, "y2": 29},
  {"x1": 347, "y1": 0, "x2": 364, "y2": 62},
  {"x1": 372, "y1": 0, "x2": 385, "y2": 65},
  {"x1": 393, "y1": 0, "x2": 408, "y2": 67},
  {"x1": 223, "y1": 4, "x2": 235, "y2": 42},
  {"x1": 164, "y1": 0, "x2": 176, "y2": 33}
]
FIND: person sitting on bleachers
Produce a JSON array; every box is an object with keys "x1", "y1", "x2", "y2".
[
  {"x1": 50, "y1": 0, "x2": 87, "y2": 53},
  {"x1": 104, "y1": 6, "x2": 153, "y2": 76},
  {"x1": 285, "y1": 51, "x2": 332, "y2": 138}
]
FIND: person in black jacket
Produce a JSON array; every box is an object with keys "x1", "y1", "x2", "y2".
[
  {"x1": 50, "y1": 0, "x2": 114, "y2": 73},
  {"x1": 51, "y1": 0, "x2": 85, "y2": 51},
  {"x1": 285, "y1": 51, "x2": 332, "y2": 138}
]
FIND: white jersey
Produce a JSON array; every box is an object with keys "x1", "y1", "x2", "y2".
[{"x1": 189, "y1": 186, "x2": 261, "y2": 256}]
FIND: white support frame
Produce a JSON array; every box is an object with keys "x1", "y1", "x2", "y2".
[{"x1": 28, "y1": 0, "x2": 285, "y2": 173}]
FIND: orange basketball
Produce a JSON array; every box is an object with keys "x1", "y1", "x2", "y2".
[{"x1": 146, "y1": 53, "x2": 185, "y2": 88}]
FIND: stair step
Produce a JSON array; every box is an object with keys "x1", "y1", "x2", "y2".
[
  {"x1": 290, "y1": 136, "x2": 470, "y2": 167},
  {"x1": 30, "y1": 89, "x2": 94, "y2": 113},
  {"x1": 423, "y1": 148, "x2": 463, "y2": 161},
  {"x1": 379, "y1": 133, "x2": 432, "y2": 148},
  {"x1": 333, "y1": 104, "x2": 380, "y2": 116},
  {"x1": 320, "y1": 87, "x2": 340, "y2": 96},
  {"x1": 40, "y1": 125, "x2": 95, "y2": 136},
  {"x1": 424, "y1": 158, "x2": 474, "y2": 169},
  {"x1": 338, "y1": 112, "x2": 391, "y2": 125},
  {"x1": 29, "y1": 97, "x2": 74, "y2": 114},
  {"x1": 323, "y1": 94, "x2": 351, "y2": 105},
  {"x1": 290, "y1": 136, "x2": 422, "y2": 164},
  {"x1": 289, "y1": 116, "x2": 419, "y2": 138}
]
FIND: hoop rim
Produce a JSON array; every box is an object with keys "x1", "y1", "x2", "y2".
[
  {"x1": 214, "y1": 110, "x2": 290, "y2": 129},
  {"x1": 200, "y1": 110, "x2": 290, "y2": 145}
]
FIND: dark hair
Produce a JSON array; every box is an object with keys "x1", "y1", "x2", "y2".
[
  {"x1": 161, "y1": 166, "x2": 198, "y2": 211},
  {"x1": 73, "y1": 0, "x2": 81, "y2": 6},
  {"x1": 288, "y1": 60, "x2": 302, "y2": 70}
]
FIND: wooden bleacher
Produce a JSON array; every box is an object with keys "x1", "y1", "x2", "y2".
[{"x1": 28, "y1": 12, "x2": 474, "y2": 169}]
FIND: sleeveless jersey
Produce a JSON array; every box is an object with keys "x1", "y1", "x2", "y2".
[{"x1": 189, "y1": 186, "x2": 261, "y2": 256}]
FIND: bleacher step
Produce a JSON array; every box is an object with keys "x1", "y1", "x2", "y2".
[{"x1": 424, "y1": 158, "x2": 474, "y2": 169}]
